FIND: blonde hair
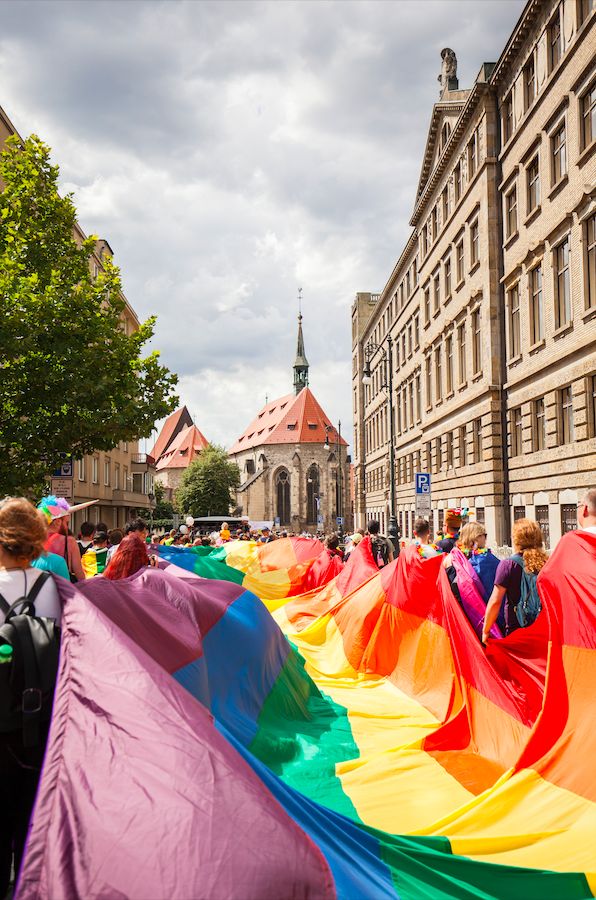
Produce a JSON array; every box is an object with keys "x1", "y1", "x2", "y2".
[
  {"x1": 458, "y1": 522, "x2": 486, "y2": 550},
  {"x1": 0, "y1": 497, "x2": 48, "y2": 563},
  {"x1": 512, "y1": 518, "x2": 548, "y2": 574}
]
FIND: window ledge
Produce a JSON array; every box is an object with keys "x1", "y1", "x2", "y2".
[
  {"x1": 524, "y1": 205, "x2": 541, "y2": 226},
  {"x1": 553, "y1": 321, "x2": 573, "y2": 339},
  {"x1": 423, "y1": 319, "x2": 431, "y2": 330},
  {"x1": 508, "y1": 353, "x2": 523, "y2": 367},
  {"x1": 529, "y1": 338, "x2": 545, "y2": 354},
  {"x1": 471, "y1": 371, "x2": 483, "y2": 383},
  {"x1": 445, "y1": 292, "x2": 452, "y2": 305},
  {"x1": 582, "y1": 306, "x2": 596, "y2": 324},
  {"x1": 503, "y1": 229, "x2": 519, "y2": 249},
  {"x1": 458, "y1": 381, "x2": 468, "y2": 392},
  {"x1": 548, "y1": 174, "x2": 568, "y2": 201},
  {"x1": 433, "y1": 308, "x2": 441, "y2": 319},
  {"x1": 455, "y1": 278, "x2": 465, "y2": 292},
  {"x1": 469, "y1": 260, "x2": 480, "y2": 276},
  {"x1": 577, "y1": 140, "x2": 596, "y2": 168}
]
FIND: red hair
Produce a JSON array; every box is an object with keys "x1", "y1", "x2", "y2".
[{"x1": 103, "y1": 533, "x2": 149, "y2": 580}]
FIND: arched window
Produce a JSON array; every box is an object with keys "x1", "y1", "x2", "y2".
[
  {"x1": 306, "y1": 464, "x2": 320, "y2": 525},
  {"x1": 275, "y1": 468, "x2": 291, "y2": 525}
]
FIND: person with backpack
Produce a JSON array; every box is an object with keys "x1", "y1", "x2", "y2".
[
  {"x1": 76, "y1": 520, "x2": 96, "y2": 557},
  {"x1": 482, "y1": 518, "x2": 548, "y2": 644},
  {"x1": 0, "y1": 497, "x2": 63, "y2": 896},
  {"x1": 368, "y1": 520, "x2": 394, "y2": 569}
]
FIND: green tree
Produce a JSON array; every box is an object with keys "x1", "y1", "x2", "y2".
[
  {"x1": 0, "y1": 134, "x2": 178, "y2": 495},
  {"x1": 153, "y1": 481, "x2": 174, "y2": 519},
  {"x1": 175, "y1": 444, "x2": 240, "y2": 517}
]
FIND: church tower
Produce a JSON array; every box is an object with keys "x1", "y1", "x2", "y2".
[{"x1": 293, "y1": 288, "x2": 309, "y2": 395}]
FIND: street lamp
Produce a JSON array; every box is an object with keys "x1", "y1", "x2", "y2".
[
  {"x1": 324, "y1": 421, "x2": 344, "y2": 541},
  {"x1": 362, "y1": 337, "x2": 398, "y2": 551}
]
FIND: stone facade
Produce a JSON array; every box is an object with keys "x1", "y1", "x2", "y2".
[{"x1": 352, "y1": 1, "x2": 596, "y2": 547}]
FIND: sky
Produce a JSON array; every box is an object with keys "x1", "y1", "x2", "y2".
[{"x1": 0, "y1": 0, "x2": 525, "y2": 453}]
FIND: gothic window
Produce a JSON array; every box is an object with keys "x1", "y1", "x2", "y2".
[
  {"x1": 275, "y1": 468, "x2": 291, "y2": 525},
  {"x1": 306, "y1": 463, "x2": 320, "y2": 524}
]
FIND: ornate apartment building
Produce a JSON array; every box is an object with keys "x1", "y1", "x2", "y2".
[
  {"x1": 352, "y1": 0, "x2": 595, "y2": 547},
  {"x1": 0, "y1": 101, "x2": 156, "y2": 532}
]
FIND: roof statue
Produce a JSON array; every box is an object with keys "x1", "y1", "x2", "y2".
[
  {"x1": 438, "y1": 48, "x2": 458, "y2": 95},
  {"x1": 293, "y1": 287, "x2": 309, "y2": 395}
]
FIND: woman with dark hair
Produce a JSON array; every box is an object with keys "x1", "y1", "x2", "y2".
[{"x1": 103, "y1": 534, "x2": 156, "y2": 580}]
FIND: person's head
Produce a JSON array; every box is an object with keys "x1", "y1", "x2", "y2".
[
  {"x1": 125, "y1": 518, "x2": 148, "y2": 540},
  {"x1": 458, "y1": 522, "x2": 487, "y2": 551},
  {"x1": 80, "y1": 521, "x2": 96, "y2": 540},
  {"x1": 577, "y1": 489, "x2": 596, "y2": 529},
  {"x1": 512, "y1": 518, "x2": 548, "y2": 574},
  {"x1": 444, "y1": 509, "x2": 462, "y2": 535},
  {"x1": 0, "y1": 497, "x2": 48, "y2": 567},
  {"x1": 221, "y1": 522, "x2": 229, "y2": 531},
  {"x1": 169, "y1": 529, "x2": 177, "y2": 538},
  {"x1": 109, "y1": 529, "x2": 123, "y2": 546},
  {"x1": 367, "y1": 520, "x2": 380, "y2": 536},
  {"x1": 413, "y1": 518, "x2": 430, "y2": 541},
  {"x1": 261, "y1": 527, "x2": 270, "y2": 539},
  {"x1": 351, "y1": 532, "x2": 363, "y2": 547},
  {"x1": 103, "y1": 533, "x2": 149, "y2": 580},
  {"x1": 37, "y1": 495, "x2": 71, "y2": 535},
  {"x1": 95, "y1": 521, "x2": 108, "y2": 534},
  {"x1": 325, "y1": 533, "x2": 340, "y2": 551},
  {"x1": 93, "y1": 531, "x2": 108, "y2": 548}
]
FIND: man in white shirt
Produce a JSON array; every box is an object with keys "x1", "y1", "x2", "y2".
[{"x1": 577, "y1": 489, "x2": 596, "y2": 535}]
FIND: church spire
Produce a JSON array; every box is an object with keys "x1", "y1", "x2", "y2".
[{"x1": 293, "y1": 287, "x2": 309, "y2": 395}]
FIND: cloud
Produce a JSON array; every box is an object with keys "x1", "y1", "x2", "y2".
[{"x1": 0, "y1": 0, "x2": 525, "y2": 449}]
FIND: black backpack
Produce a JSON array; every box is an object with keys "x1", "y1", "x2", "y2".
[
  {"x1": 371, "y1": 536, "x2": 390, "y2": 568},
  {"x1": 0, "y1": 572, "x2": 61, "y2": 747}
]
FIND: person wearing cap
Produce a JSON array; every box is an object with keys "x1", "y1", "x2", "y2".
[
  {"x1": 37, "y1": 496, "x2": 99, "y2": 583},
  {"x1": 260, "y1": 527, "x2": 274, "y2": 543},
  {"x1": 344, "y1": 532, "x2": 363, "y2": 560},
  {"x1": 436, "y1": 508, "x2": 464, "y2": 553}
]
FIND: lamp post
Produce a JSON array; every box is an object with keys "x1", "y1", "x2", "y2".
[
  {"x1": 324, "y1": 421, "x2": 344, "y2": 541},
  {"x1": 362, "y1": 337, "x2": 398, "y2": 551}
]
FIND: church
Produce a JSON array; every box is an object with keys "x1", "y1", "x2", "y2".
[{"x1": 228, "y1": 312, "x2": 351, "y2": 534}]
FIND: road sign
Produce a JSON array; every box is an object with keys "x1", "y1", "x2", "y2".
[
  {"x1": 415, "y1": 473, "x2": 431, "y2": 494},
  {"x1": 336, "y1": 516, "x2": 344, "y2": 525},
  {"x1": 274, "y1": 516, "x2": 280, "y2": 526},
  {"x1": 50, "y1": 477, "x2": 73, "y2": 500},
  {"x1": 52, "y1": 457, "x2": 73, "y2": 478},
  {"x1": 317, "y1": 514, "x2": 324, "y2": 526},
  {"x1": 415, "y1": 472, "x2": 432, "y2": 519}
]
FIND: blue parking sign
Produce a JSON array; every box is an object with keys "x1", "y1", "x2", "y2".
[{"x1": 415, "y1": 473, "x2": 431, "y2": 494}]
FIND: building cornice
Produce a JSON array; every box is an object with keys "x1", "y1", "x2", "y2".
[{"x1": 489, "y1": 0, "x2": 543, "y2": 88}]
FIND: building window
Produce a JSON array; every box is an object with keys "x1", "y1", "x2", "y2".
[
  {"x1": 459, "y1": 425, "x2": 467, "y2": 465},
  {"x1": 561, "y1": 503, "x2": 578, "y2": 534},
  {"x1": 446, "y1": 431, "x2": 454, "y2": 468},
  {"x1": 454, "y1": 163, "x2": 462, "y2": 203},
  {"x1": 442, "y1": 186, "x2": 451, "y2": 222},
  {"x1": 586, "y1": 213, "x2": 596, "y2": 310},
  {"x1": 559, "y1": 385, "x2": 574, "y2": 444},
  {"x1": 548, "y1": 7, "x2": 563, "y2": 71},
  {"x1": 527, "y1": 156, "x2": 540, "y2": 212},
  {"x1": 114, "y1": 464, "x2": 120, "y2": 490},
  {"x1": 444, "y1": 256, "x2": 452, "y2": 299},
  {"x1": 433, "y1": 270, "x2": 440, "y2": 314},
  {"x1": 503, "y1": 91, "x2": 513, "y2": 143},
  {"x1": 554, "y1": 237, "x2": 571, "y2": 329},
  {"x1": 123, "y1": 466, "x2": 128, "y2": 489},
  {"x1": 424, "y1": 285, "x2": 430, "y2": 323},
  {"x1": 437, "y1": 509, "x2": 444, "y2": 534},
  {"x1": 415, "y1": 373, "x2": 421, "y2": 421},
  {"x1": 435, "y1": 436, "x2": 442, "y2": 471},
  {"x1": 472, "y1": 309, "x2": 481, "y2": 375},
  {"x1": 511, "y1": 406, "x2": 523, "y2": 456},
  {"x1": 446, "y1": 334, "x2": 454, "y2": 394},
  {"x1": 456, "y1": 238, "x2": 464, "y2": 283},
  {"x1": 514, "y1": 505, "x2": 526, "y2": 522},
  {"x1": 590, "y1": 374, "x2": 596, "y2": 436},
  {"x1": 533, "y1": 397, "x2": 546, "y2": 451},
  {"x1": 581, "y1": 82, "x2": 596, "y2": 150},
  {"x1": 104, "y1": 459, "x2": 110, "y2": 486},
  {"x1": 431, "y1": 205, "x2": 439, "y2": 242},
  {"x1": 468, "y1": 130, "x2": 478, "y2": 179},
  {"x1": 306, "y1": 464, "x2": 320, "y2": 524},
  {"x1": 476, "y1": 506, "x2": 485, "y2": 525},
  {"x1": 435, "y1": 345, "x2": 443, "y2": 402},
  {"x1": 78, "y1": 458, "x2": 85, "y2": 482},
  {"x1": 414, "y1": 314, "x2": 420, "y2": 349},
  {"x1": 508, "y1": 284, "x2": 521, "y2": 358},
  {"x1": 473, "y1": 417, "x2": 482, "y2": 463},
  {"x1": 458, "y1": 321, "x2": 466, "y2": 385},
  {"x1": 470, "y1": 219, "x2": 479, "y2": 267},
  {"x1": 529, "y1": 264, "x2": 544, "y2": 344},
  {"x1": 425, "y1": 356, "x2": 432, "y2": 408},
  {"x1": 92, "y1": 456, "x2": 99, "y2": 485},
  {"x1": 579, "y1": 0, "x2": 594, "y2": 24},
  {"x1": 551, "y1": 122, "x2": 567, "y2": 183},
  {"x1": 505, "y1": 185, "x2": 517, "y2": 238},
  {"x1": 524, "y1": 55, "x2": 536, "y2": 109},
  {"x1": 276, "y1": 468, "x2": 291, "y2": 525},
  {"x1": 409, "y1": 380, "x2": 414, "y2": 427},
  {"x1": 535, "y1": 505, "x2": 550, "y2": 549}
]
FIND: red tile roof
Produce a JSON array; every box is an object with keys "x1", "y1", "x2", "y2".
[
  {"x1": 155, "y1": 424, "x2": 209, "y2": 471},
  {"x1": 229, "y1": 387, "x2": 347, "y2": 454},
  {"x1": 149, "y1": 406, "x2": 193, "y2": 461}
]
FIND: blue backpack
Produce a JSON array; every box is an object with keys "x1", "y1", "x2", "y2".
[{"x1": 510, "y1": 554, "x2": 542, "y2": 627}]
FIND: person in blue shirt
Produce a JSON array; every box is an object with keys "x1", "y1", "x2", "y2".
[{"x1": 31, "y1": 550, "x2": 70, "y2": 580}]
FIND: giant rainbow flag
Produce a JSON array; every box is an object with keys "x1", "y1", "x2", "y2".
[{"x1": 16, "y1": 532, "x2": 596, "y2": 899}]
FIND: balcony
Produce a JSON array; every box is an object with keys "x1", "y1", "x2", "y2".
[{"x1": 131, "y1": 453, "x2": 155, "y2": 472}]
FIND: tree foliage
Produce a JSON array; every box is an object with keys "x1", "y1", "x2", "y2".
[
  {"x1": 153, "y1": 481, "x2": 174, "y2": 519},
  {"x1": 0, "y1": 134, "x2": 178, "y2": 496},
  {"x1": 174, "y1": 444, "x2": 240, "y2": 517}
]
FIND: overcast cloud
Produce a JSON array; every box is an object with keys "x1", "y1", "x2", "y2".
[{"x1": 0, "y1": 0, "x2": 524, "y2": 451}]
